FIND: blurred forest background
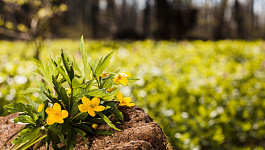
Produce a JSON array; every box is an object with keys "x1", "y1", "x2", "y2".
[
  {"x1": 1, "y1": 0, "x2": 265, "y2": 150},
  {"x1": 0, "y1": 0, "x2": 265, "y2": 41}
]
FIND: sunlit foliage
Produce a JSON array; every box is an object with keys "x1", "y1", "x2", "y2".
[{"x1": 1, "y1": 40, "x2": 265, "y2": 149}]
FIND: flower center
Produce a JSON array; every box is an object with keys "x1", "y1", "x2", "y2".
[
  {"x1": 117, "y1": 74, "x2": 122, "y2": 80},
  {"x1": 54, "y1": 112, "x2": 61, "y2": 117}
]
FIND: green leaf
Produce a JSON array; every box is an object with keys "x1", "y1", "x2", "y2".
[
  {"x1": 73, "y1": 112, "x2": 88, "y2": 121},
  {"x1": 110, "y1": 108, "x2": 124, "y2": 121},
  {"x1": 43, "y1": 90, "x2": 59, "y2": 104},
  {"x1": 51, "y1": 58, "x2": 71, "y2": 85},
  {"x1": 47, "y1": 124, "x2": 61, "y2": 135},
  {"x1": 80, "y1": 36, "x2": 90, "y2": 80},
  {"x1": 72, "y1": 57, "x2": 82, "y2": 76},
  {"x1": 61, "y1": 118, "x2": 70, "y2": 134},
  {"x1": 70, "y1": 98, "x2": 81, "y2": 117},
  {"x1": 73, "y1": 124, "x2": 93, "y2": 134},
  {"x1": 32, "y1": 58, "x2": 53, "y2": 87},
  {"x1": 52, "y1": 76, "x2": 69, "y2": 110},
  {"x1": 24, "y1": 96, "x2": 39, "y2": 112},
  {"x1": 20, "y1": 88, "x2": 40, "y2": 95},
  {"x1": 87, "y1": 118, "x2": 105, "y2": 124},
  {"x1": 85, "y1": 80, "x2": 93, "y2": 92},
  {"x1": 127, "y1": 77, "x2": 140, "y2": 83},
  {"x1": 14, "y1": 115, "x2": 35, "y2": 124},
  {"x1": 85, "y1": 89, "x2": 105, "y2": 97},
  {"x1": 98, "y1": 112, "x2": 121, "y2": 131},
  {"x1": 89, "y1": 63, "x2": 96, "y2": 78},
  {"x1": 61, "y1": 50, "x2": 71, "y2": 75},
  {"x1": 66, "y1": 128, "x2": 76, "y2": 150},
  {"x1": 61, "y1": 51, "x2": 75, "y2": 81},
  {"x1": 57, "y1": 65, "x2": 71, "y2": 85},
  {"x1": 73, "y1": 128, "x2": 89, "y2": 147},
  {"x1": 72, "y1": 77, "x2": 86, "y2": 89},
  {"x1": 102, "y1": 88, "x2": 119, "y2": 101},
  {"x1": 94, "y1": 129, "x2": 114, "y2": 135},
  {"x1": 95, "y1": 51, "x2": 114, "y2": 76},
  {"x1": 47, "y1": 130, "x2": 60, "y2": 150},
  {"x1": 12, "y1": 126, "x2": 41, "y2": 144},
  {"x1": 4, "y1": 103, "x2": 37, "y2": 119}
]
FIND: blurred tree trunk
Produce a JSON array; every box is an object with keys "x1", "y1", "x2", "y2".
[
  {"x1": 143, "y1": 0, "x2": 151, "y2": 38},
  {"x1": 247, "y1": 0, "x2": 254, "y2": 39},
  {"x1": 91, "y1": 0, "x2": 99, "y2": 39},
  {"x1": 214, "y1": 0, "x2": 228, "y2": 39},
  {"x1": 106, "y1": 0, "x2": 117, "y2": 35},
  {"x1": 234, "y1": 0, "x2": 244, "y2": 39},
  {"x1": 155, "y1": 0, "x2": 171, "y2": 39}
]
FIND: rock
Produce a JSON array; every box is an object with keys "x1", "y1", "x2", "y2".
[
  {"x1": 0, "y1": 113, "x2": 25, "y2": 150},
  {"x1": 0, "y1": 106, "x2": 172, "y2": 150}
]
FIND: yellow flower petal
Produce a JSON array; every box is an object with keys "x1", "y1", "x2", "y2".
[
  {"x1": 124, "y1": 97, "x2": 132, "y2": 104},
  {"x1": 45, "y1": 107, "x2": 53, "y2": 116},
  {"x1": 127, "y1": 103, "x2": 135, "y2": 107},
  {"x1": 116, "y1": 91, "x2": 123, "y2": 100},
  {"x1": 47, "y1": 116, "x2": 56, "y2": 125},
  {"x1": 91, "y1": 97, "x2": 100, "y2": 107},
  {"x1": 62, "y1": 110, "x2": 68, "y2": 118},
  {"x1": 92, "y1": 123, "x2": 98, "y2": 129},
  {"x1": 94, "y1": 106, "x2": 105, "y2": 112},
  {"x1": 119, "y1": 103, "x2": 127, "y2": 106},
  {"x1": 106, "y1": 88, "x2": 115, "y2": 92},
  {"x1": 87, "y1": 108, "x2": 96, "y2": 117},
  {"x1": 120, "y1": 77, "x2": 128, "y2": 85},
  {"x1": 113, "y1": 76, "x2": 118, "y2": 83},
  {"x1": 53, "y1": 103, "x2": 61, "y2": 111},
  {"x1": 78, "y1": 104, "x2": 88, "y2": 112},
  {"x1": 57, "y1": 118, "x2": 64, "y2": 124},
  {"x1": 67, "y1": 88, "x2": 71, "y2": 94},
  {"x1": 81, "y1": 97, "x2": 90, "y2": 105},
  {"x1": 37, "y1": 103, "x2": 44, "y2": 112},
  {"x1": 122, "y1": 72, "x2": 131, "y2": 77},
  {"x1": 101, "y1": 72, "x2": 109, "y2": 78}
]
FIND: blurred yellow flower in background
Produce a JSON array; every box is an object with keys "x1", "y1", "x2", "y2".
[
  {"x1": 113, "y1": 72, "x2": 131, "y2": 85},
  {"x1": 66, "y1": 88, "x2": 71, "y2": 94},
  {"x1": 37, "y1": 103, "x2": 44, "y2": 112}
]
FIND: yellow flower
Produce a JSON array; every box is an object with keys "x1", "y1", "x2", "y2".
[
  {"x1": 45, "y1": 103, "x2": 68, "y2": 125},
  {"x1": 101, "y1": 72, "x2": 109, "y2": 78},
  {"x1": 97, "y1": 72, "x2": 109, "y2": 80},
  {"x1": 37, "y1": 103, "x2": 44, "y2": 112},
  {"x1": 113, "y1": 72, "x2": 131, "y2": 85},
  {"x1": 92, "y1": 123, "x2": 98, "y2": 129},
  {"x1": 78, "y1": 97, "x2": 105, "y2": 117},
  {"x1": 116, "y1": 91, "x2": 135, "y2": 107},
  {"x1": 66, "y1": 88, "x2": 71, "y2": 94},
  {"x1": 106, "y1": 88, "x2": 115, "y2": 92}
]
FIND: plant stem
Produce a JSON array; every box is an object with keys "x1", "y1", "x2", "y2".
[
  {"x1": 20, "y1": 134, "x2": 47, "y2": 150},
  {"x1": 74, "y1": 122, "x2": 92, "y2": 125},
  {"x1": 33, "y1": 137, "x2": 45, "y2": 150},
  {"x1": 8, "y1": 143, "x2": 20, "y2": 150},
  {"x1": 70, "y1": 112, "x2": 83, "y2": 121},
  {"x1": 15, "y1": 133, "x2": 43, "y2": 150},
  {"x1": 0, "y1": 127, "x2": 24, "y2": 150}
]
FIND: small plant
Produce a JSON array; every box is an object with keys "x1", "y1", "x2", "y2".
[{"x1": 1, "y1": 36, "x2": 138, "y2": 150}]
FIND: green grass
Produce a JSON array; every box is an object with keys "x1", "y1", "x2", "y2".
[{"x1": 1, "y1": 40, "x2": 265, "y2": 149}]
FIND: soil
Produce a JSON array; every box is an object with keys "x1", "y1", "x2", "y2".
[{"x1": 0, "y1": 106, "x2": 172, "y2": 150}]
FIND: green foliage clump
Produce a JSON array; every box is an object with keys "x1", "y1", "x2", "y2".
[
  {"x1": 0, "y1": 40, "x2": 265, "y2": 149},
  {"x1": 2, "y1": 37, "x2": 137, "y2": 150}
]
